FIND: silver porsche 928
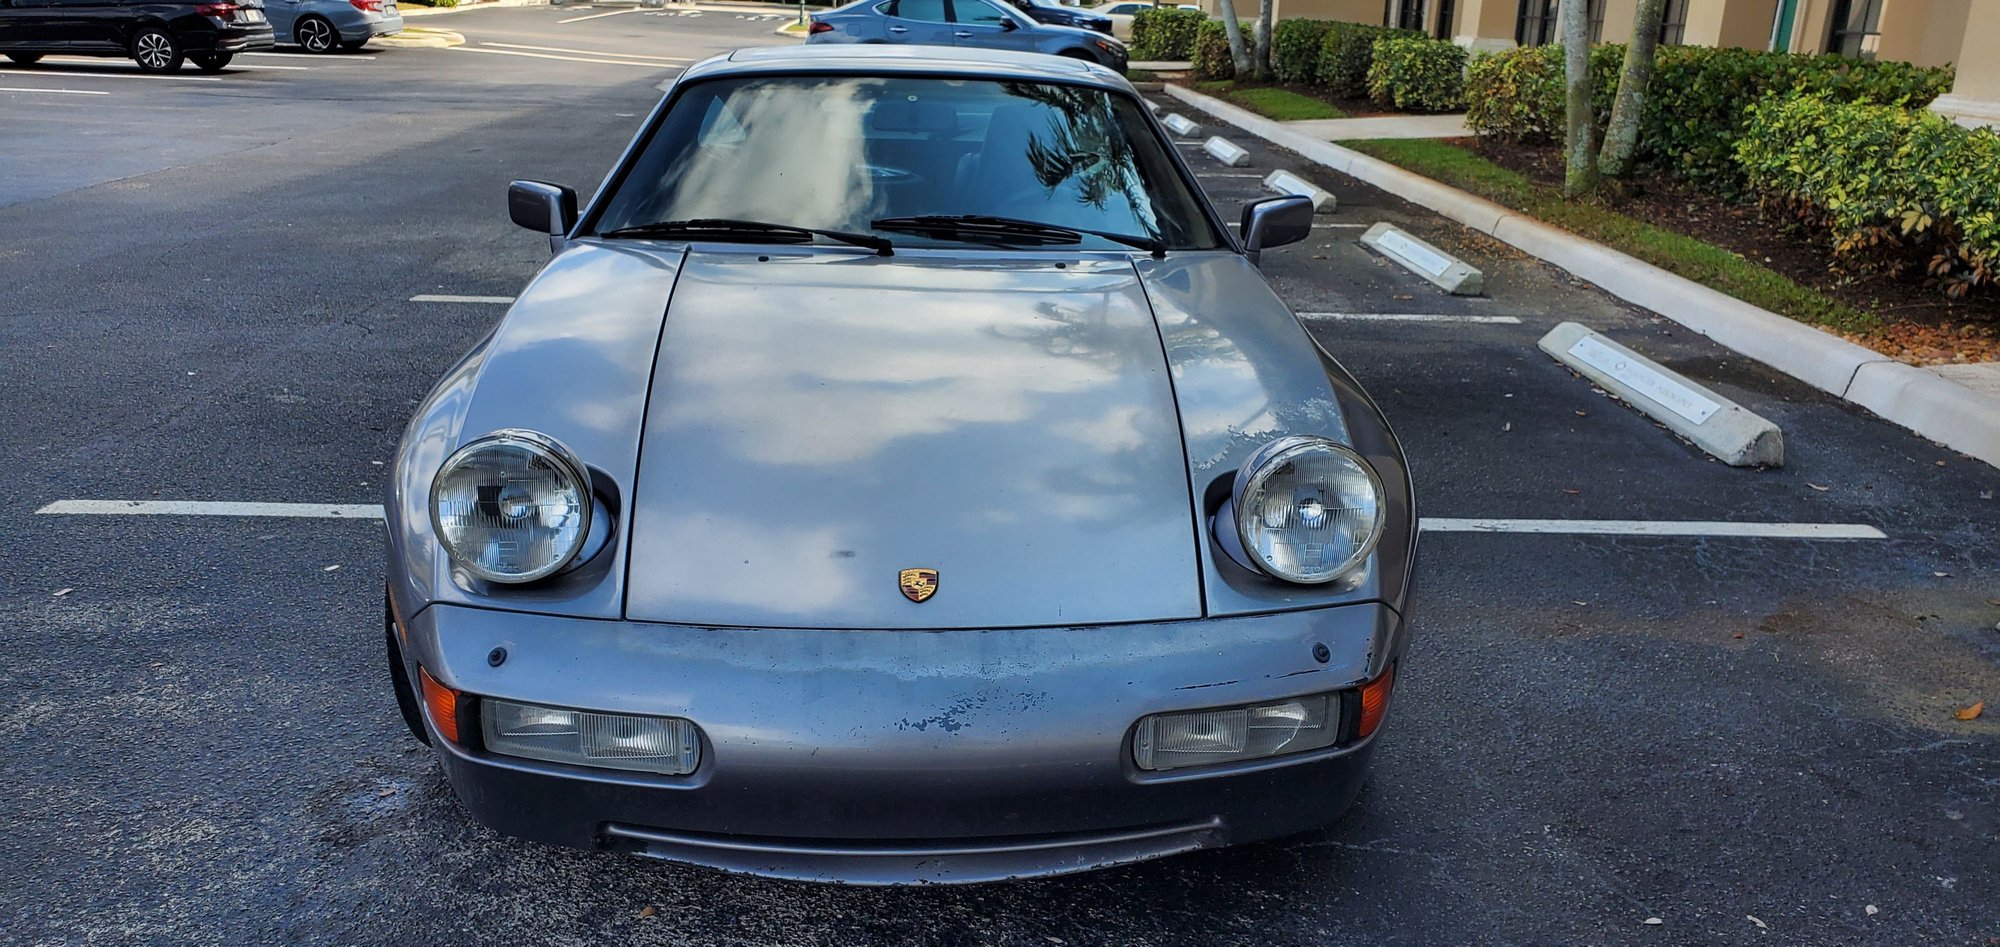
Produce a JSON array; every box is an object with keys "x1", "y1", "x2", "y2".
[{"x1": 384, "y1": 44, "x2": 1417, "y2": 885}]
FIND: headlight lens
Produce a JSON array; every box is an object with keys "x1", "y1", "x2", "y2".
[
  {"x1": 1234, "y1": 436, "x2": 1384, "y2": 584},
  {"x1": 430, "y1": 429, "x2": 592, "y2": 584}
]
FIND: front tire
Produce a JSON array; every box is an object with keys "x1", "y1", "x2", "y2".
[
  {"x1": 189, "y1": 52, "x2": 233, "y2": 72},
  {"x1": 296, "y1": 15, "x2": 338, "y2": 53},
  {"x1": 132, "y1": 28, "x2": 183, "y2": 73},
  {"x1": 5, "y1": 53, "x2": 44, "y2": 65}
]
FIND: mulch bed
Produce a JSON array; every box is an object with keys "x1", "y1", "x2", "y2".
[{"x1": 1465, "y1": 138, "x2": 2000, "y2": 366}]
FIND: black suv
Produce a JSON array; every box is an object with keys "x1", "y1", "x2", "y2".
[
  {"x1": 0, "y1": 0, "x2": 276, "y2": 73},
  {"x1": 996, "y1": 0, "x2": 1112, "y2": 34}
]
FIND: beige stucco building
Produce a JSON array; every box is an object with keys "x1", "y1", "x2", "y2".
[{"x1": 1188, "y1": 0, "x2": 1998, "y2": 127}]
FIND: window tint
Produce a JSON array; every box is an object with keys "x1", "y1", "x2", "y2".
[
  {"x1": 891, "y1": 0, "x2": 949, "y2": 22},
  {"x1": 955, "y1": 0, "x2": 1015, "y2": 24},
  {"x1": 595, "y1": 76, "x2": 1223, "y2": 251}
]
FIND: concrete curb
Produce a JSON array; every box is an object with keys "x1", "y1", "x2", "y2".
[
  {"x1": 1203, "y1": 136, "x2": 1250, "y2": 167},
  {"x1": 1540, "y1": 322, "x2": 1784, "y2": 467},
  {"x1": 1162, "y1": 82, "x2": 2000, "y2": 470},
  {"x1": 376, "y1": 27, "x2": 464, "y2": 46},
  {"x1": 1360, "y1": 222, "x2": 1481, "y2": 295}
]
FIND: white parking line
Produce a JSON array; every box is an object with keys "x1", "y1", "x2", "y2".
[
  {"x1": 41, "y1": 55, "x2": 307, "y2": 70},
  {"x1": 1200, "y1": 172, "x2": 1266, "y2": 178},
  {"x1": 0, "y1": 69, "x2": 222, "y2": 82},
  {"x1": 479, "y1": 42, "x2": 693, "y2": 62},
  {"x1": 37, "y1": 500, "x2": 384, "y2": 519},
  {"x1": 0, "y1": 86, "x2": 109, "y2": 95},
  {"x1": 1420, "y1": 519, "x2": 1886, "y2": 539},
  {"x1": 410, "y1": 293, "x2": 514, "y2": 304},
  {"x1": 450, "y1": 46, "x2": 678, "y2": 68},
  {"x1": 31, "y1": 502, "x2": 1889, "y2": 540},
  {"x1": 247, "y1": 51, "x2": 374, "y2": 61},
  {"x1": 1297, "y1": 312, "x2": 1523, "y2": 325},
  {"x1": 557, "y1": 7, "x2": 635, "y2": 22}
]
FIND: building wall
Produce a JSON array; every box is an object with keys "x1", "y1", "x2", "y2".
[
  {"x1": 1680, "y1": 0, "x2": 1781, "y2": 49},
  {"x1": 1274, "y1": 0, "x2": 1383, "y2": 22},
  {"x1": 1872, "y1": 0, "x2": 1970, "y2": 66},
  {"x1": 1930, "y1": 0, "x2": 2000, "y2": 126}
]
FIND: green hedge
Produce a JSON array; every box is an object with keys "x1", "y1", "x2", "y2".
[
  {"x1": 1130, "y1": 8, "x2": 1205, "y2": 61},
  {"x1": 1366, "y1": 34, "x2": 1466, "y2": 113},
  {"x1": 1463, "y1": 44, "x2": 1954, "y2": 189},
  {"x1": 1644, "y1": 46, "x2": 1952, "y2": 188},
  {"x1": 1464, "y1": 44, "x2": 1622, "y2": 143},
  {"x1": 1737, "y1": 95, "x2": 2000, "y2": 296},
  {"x1": 1315, "y1": 23, "x2": 1411, "y2": 99},
  {"x1": 1192, "y1": 19, "x2": 1241, "y2": 81},
  {"x1": 1270, "y1": 19, "x2": 1335, "y2": 85}
]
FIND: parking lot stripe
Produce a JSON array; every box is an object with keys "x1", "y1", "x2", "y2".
[
  {"x1": 478, "y1": 42, "x2": 694, "y2": 62},
  {"x1": 450, "y1": 46, "x2": 678, "y2": 69},
  {"x1": 246, "y1": 51, "x2": 374, "y2": 61},
  {"x1": 0, "y1": 86, "x2": 110, "y2": 95},
  {"x1": 557, "y1": 7, "x2": 635, "y2": 22},
  {"x1": 1420, "y1": 519, "x2": 1886, "y2": 539},
  {"x1": 37, "y1": 500, "x2": 385, "y2": 519},
  {"x1": 1297, "y1": 312, "x2": 1523, "y2": 324},
  {"x1": 410, "y1": 294, "x2": 514, "y2": 304},
  {"x1": 0, "y1": 69, "x2": 222, "y2": 82},
  {"x1": 41, "y1": 55, "x2": 308, "y2": 70}
]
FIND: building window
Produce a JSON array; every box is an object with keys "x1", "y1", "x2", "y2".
[
  {"x1": 1516, "y1": 0, "x2": 1601, "y2": 46},
  {"x1": 1434, "y1": 0, "x2": 1455, "y2": 38},
  {"x1": 1657, "y1": 0, "x2": 1688, "y2": 45},
  {"x1": 1826, "y1": 0, "x2": 1883, "y2": 59},
  {"x1": 1390, "y1": 0, "x2": 1425, "y2": 32}
]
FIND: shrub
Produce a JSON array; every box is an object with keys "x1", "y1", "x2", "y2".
[
  {"x1": 1462, "y1": 44, "x2": 1955, "y2": 190},
  {"x1": 1314, "y1": 22, "x2": 1401, "y2": 98},
  {"x1": 1270, "y1": 19, "x2": 1334, "y2": 85},
  {"x1": 1130, "y1": 7, "x2": 1205, "y2": 61},
  {"x1": 1643, "y1": 46, "x2": 1953, "y2": 188},
  {"x1": 1463, "y1": 44, "x2": 1620, "y2": 142},
  {"x1": 1192, "y1": 19, "x2": 1241, "y2": 81},
  {"x1": 1737, "y1": 94, "x2": 2000, "y2": 297},
  {"x1": 1366, "y1": 34, "x2": 1466, "y2": 112}
]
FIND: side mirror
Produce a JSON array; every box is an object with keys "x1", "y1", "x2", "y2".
[
  {"x1": 508, "y1": 180, "x2": 577, "y2": 238},
  {"x1": 1239, "y1": 195, "x2": 1313, "y2": 265},
  {"x1": 999, "y1": 17, "x2": 1017, "y2": 30}
]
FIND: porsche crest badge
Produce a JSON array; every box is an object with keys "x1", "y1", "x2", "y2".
[{"x1": 898, "y1": 568, "x2": 939, "y2": 603}]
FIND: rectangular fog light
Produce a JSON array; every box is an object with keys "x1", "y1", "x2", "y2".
[
  {"x1": 1134, "y1": 694, "x2": 1339, "y2": 771},
  {"x1": 482, "y1": 699, "x2": 701, "y2": 776}
]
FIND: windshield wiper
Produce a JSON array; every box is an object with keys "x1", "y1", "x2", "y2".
[
  {"x1": 600, "y1": 218, "x2": 892, "y2": 255},
  {"x1": 871, "y1": 215, "x2": 1166, "y2": 258}
]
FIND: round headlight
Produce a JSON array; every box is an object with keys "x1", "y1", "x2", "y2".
[
  {"x1": 1234, "y1": 436, "x2": 1384, "y2": 584},
  {"x1": 429, "y1": 430, "x2": 593, "y2": 584}
]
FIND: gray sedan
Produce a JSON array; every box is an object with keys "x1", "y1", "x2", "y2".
[
  {"x1": 385, "y1": 45, "x2": 1415, "y2": 884},
  {"x1": 806, "y1": 0, "x2": 1127, "y2": 72},
  {"x1": 266, "y1": 0, "x2": 401, "y2": 52}
]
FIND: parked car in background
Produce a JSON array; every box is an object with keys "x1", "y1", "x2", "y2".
[
  {"x1": 1098, "y1": 1, "x2": 1198, "y2": 41},
  {"x1": 266, "y1": 0, "x2": 401, "y2": 52},
  {"x1": 807, "y1": 0, "x2": 1126, "y2": 73},
  {"x1": 385, "y1": 43, "x2": 1414, "y2": 885},
  {"x1": 0, "y1": 0, "x2": 273, "y2": 72},
  {"x1": 995, "y1": 0, "x2": 1110, "y2": 33}
]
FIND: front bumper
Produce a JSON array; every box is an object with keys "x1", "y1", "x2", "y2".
[{"x1": 399, "y1": 601, "x2": 1404, "y2": 883}]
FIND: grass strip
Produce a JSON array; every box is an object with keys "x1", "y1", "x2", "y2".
[
  {"x1": 1194, "y1": 81, "x2": 1345, "y2": 121},
  {"x1": 1341, "y1": 138, "x2": 1878, "y2": 333}
]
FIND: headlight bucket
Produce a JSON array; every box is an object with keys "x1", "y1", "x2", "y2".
[
  {"x1": 429, "y1": 429, "x2": 594, "y2": 584},
  {"x1": 1230, "y1": 436, "x2": 1384, "y2": 584}
]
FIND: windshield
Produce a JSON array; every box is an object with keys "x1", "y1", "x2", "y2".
[{"x1": 591, "y1": 76, "x2": 1224, "y2": 251}]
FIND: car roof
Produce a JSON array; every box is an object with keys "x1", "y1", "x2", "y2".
[{"x1": 688, "y1": 44, "x2": 1130, "y2": 91}]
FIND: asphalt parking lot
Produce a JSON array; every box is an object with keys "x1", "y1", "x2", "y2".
[{"x1": 2, "y1": 8, "x2": 1997, "y2": 945}]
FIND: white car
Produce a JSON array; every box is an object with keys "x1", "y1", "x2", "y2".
[{"x1": 1100, "y1": 2, "x2": 1200, "y2": 41}]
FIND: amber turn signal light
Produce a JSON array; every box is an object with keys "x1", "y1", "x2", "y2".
[
  {"x1": 419, "y1": 667, "x2": 464, "y2": 745},
  {"x1": 1357, "y1": 663, "x2": 1395, "y2": 739}
]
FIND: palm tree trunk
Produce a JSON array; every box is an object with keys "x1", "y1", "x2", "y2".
[
  {"x1": 1599, "y1": 0, "x2": 1667, "y2": 178},
  {"x1": 1561, "y1": 0, "x2": 1598, "y2": 197},
  {"x1": 1216, "y1": 0, "x2": 1251, "y2": 76},
  {"x1": 1252, "y1": 0, "x2": 1274, "y2": 81}
]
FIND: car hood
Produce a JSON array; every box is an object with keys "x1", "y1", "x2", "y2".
[{"x1": 623, "y1": 248, "x2": 1202, "y2": 629}]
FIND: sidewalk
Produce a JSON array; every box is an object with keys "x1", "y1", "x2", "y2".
[
  {"x1": 1164, "y1": 82, "x2": 2000, "y2": 470},
  {"x1": 1285, "y1": 113, "x2": 1469, "y2": 140}
]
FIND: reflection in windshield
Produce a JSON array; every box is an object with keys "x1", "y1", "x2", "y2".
[{"x1": 593, "y1": 75, "x2": 1219, "y2": 251}]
